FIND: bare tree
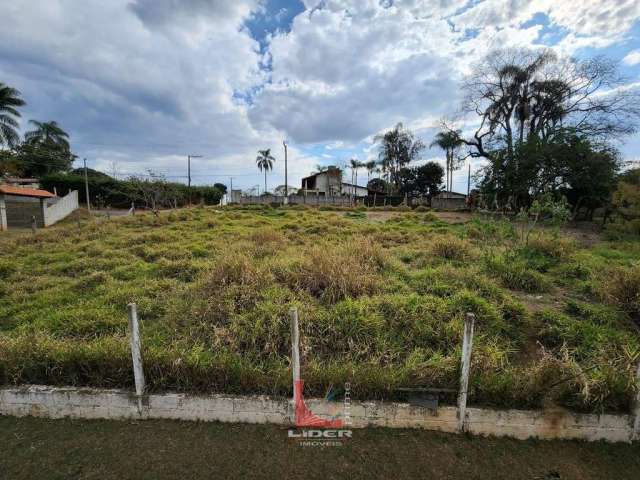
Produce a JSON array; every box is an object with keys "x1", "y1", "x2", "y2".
[
  {"x1": 456, "y1": 48, "x2": 640, "y2": 163},
  {"x1": 128, "y1": 171, "x2": 179, "y2": 214}
]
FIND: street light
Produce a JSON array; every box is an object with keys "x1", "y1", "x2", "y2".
[{"x1": 283, "y1": 140, "x2": 289, "y2": 200}]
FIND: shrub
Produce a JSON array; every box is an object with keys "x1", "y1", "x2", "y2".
[
  {"x1": 600, "y1": 265, "x2": 640, "y2": 321},
  {"x1": 430, "y1": 235, "x2": 472, "y2": 260},
  {"x1": 288, "y1": 237, "x2": 386, "y2": 303},
  {"x1": 484, "y1": 254, "x2": 551, "y2": 292},
  {"x1": 527, "y1": 234, "x2": 576, "y2": 259}
]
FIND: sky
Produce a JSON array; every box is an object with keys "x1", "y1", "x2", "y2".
[{"x1": 2, "y1": 0, "x2": 640, "y2": 194}]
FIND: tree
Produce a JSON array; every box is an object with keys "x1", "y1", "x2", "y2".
[
  {"x1": 127, "y1": 171, "x2": 181, "y2": 212},
  {"x1": 274, "y1": 184, "x2": 298, "y2": 196},
  {"x1": 14, "y1": 141, "x2": 75, "y2": 177},
  {"x1": 0, "y1": 149, "x2": 23, "y2": 177},
  {"x1": 397, "y1": 162, "x2": 444, "y2": 197},
  {"x1": 0, "y1": 83, "x2": 25, "y2": 148},
  {"x1": 374, "y1": 123, "x2": 425, "y2": 191},
  {"x1": 455, "y1": 48, "x2": 640, "y2": 208},
  {"x1": 430, "y1": 128, "x2": 463, "y2": 192},
  {"x1": 478, "y1": 131, "x2": 621, "y2": 215},
  {"x1": 24, "y1": 120, "x2": 70, "y2": 149},
  {"x1": 16, "y1": 120, "x2": 74, "y2": 177},
  {"x1": 365, "y1": 160, "x2": 377, "y2": 184},
  {"x1": 367, "y1": 178, "x2": 390, "y2": 194},
  {"x1": 214, "y1": 182, "x2": 227, "y2": 194},
  {"x1": 348, "y1": 158, "x2": 365, "y2": 186},
  {"x1": 256, "y1": 149, "x2": 275, "y2": 194}
]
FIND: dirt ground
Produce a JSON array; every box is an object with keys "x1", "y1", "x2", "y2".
[{"x1": 0, "y1": 416, "x2": 638, "y2": 480}]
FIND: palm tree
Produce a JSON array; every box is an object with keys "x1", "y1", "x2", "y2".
[
  {"x1": 0, "y1": 83, "x2": 26, "y2": 148},
  {"x1": 24, "y1": 120, "x2": 70, "y2": 149},
  {"x1": 430, "y1": 129, "x2": 463, "y2": 192},
  {"x1": 365, "y1": 160, "x2": 377, "y2": 185},
  {"x1": 256, "y1": 149, "x2": 275, "y2": 194},
  {"x1": 373, "y1": 123, "x2": 425, "y2": 191},
  {"x1": 349, "y1": 158, "x2": 365, "y2": 186}
]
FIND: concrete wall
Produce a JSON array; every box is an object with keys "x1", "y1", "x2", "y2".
[
  {"x1": 236, "y1": 195, "x2": 356, "y2": 206},
  {"x1": 44, "y1": 190, "x2": 78, "y2": 226},
  {"x1": 0, "y1": 385, "x2": 633, "y2": 443},
  {"x1": 432, "y1": 197, "x2": 467, "y2": 210},
  {"x1": 3, "y1": 195, "x2": 44, "y2": 228}
]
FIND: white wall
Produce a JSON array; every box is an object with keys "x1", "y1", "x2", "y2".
[
  {"x1": 44, "y1": 190, "x2": 78, "y2": 227},
  {"x1": 0, "y1": 385, "x2": 634, "y2": 443}
]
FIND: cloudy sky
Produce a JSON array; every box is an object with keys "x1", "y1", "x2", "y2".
[{"x1": 3, "y1": 0, "x2": 640, "y2": 193}]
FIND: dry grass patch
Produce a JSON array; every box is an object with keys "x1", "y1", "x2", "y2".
[
  {"x1": 430, "y1": 235, "x2": 474, "y2": 260},
  {"x1": 287, "y1": 236, "x2": 387, "y2": 303}
]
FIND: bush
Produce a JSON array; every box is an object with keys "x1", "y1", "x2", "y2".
[
  {"x1": 600, "y1": 265, "x2": 640, "y2": 321},
  {"x1": 287, "y1": 237, "x2": 387, "y2": 303},
  {"x1": 484, "y1": 254, "x2": 551, "y2": 292},
  {"x1": 527, "y1": 234, "x2": 576, "y2": 259},
  {"x1": 430, "y1": 235, "x2": 472, "y2": 260}
]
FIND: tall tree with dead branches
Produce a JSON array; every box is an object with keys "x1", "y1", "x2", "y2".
[{"x1": 453, "y1": 48, "x2": 640, "y2": 208}]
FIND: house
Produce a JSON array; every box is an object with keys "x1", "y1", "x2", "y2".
[
  {"x1": 0, "y1": 185, "x2": 79, "y2": 230},
  {"x1": 2, "y1": 177, "x2": 40, "y2": 189},
  {"x1": 431, "y1": 190, "x2": 468, "y2": 210},
  {"x1": 301, "y1": 171, "x2": 368, "y2": 197},
  {"x1": 340, "y1": 182, "x2": 369, "y2": 198}
]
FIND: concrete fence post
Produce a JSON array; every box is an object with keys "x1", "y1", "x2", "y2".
[
  {"x1": 290, "y1": 307, "x2": 301, "y2": 406},
  {"x1": 31, "y1": 215, "x2": 37, "y2": 234},
  {"x1": 458, "y1": 312, "x2": 475, "y2": 432},
  {"x1": 127, "y1": 303, "x2": 146, "y2": 397},
  {"x1": 633, "y1": 358, "x2": 640, "y2": 441}
]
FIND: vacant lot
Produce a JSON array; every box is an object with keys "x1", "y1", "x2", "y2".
[
  {"x1": 1, "y1": 416, "x2": 639, "y2": 480},
  {"x1": 0, "y1": 205, "x2": 638, "y2": 412}
]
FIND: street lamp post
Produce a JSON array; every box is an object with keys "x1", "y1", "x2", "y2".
[{"x1": 283, "y1": 140, "x2": 289, "y2": 202}]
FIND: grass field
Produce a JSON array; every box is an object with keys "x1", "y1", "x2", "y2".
[
  {"x1": 0, "y1": 205, "x2": 639, "y2": 413},
  {"x1": 1, "y1": 416, "x2": 639, "y2": 480}
]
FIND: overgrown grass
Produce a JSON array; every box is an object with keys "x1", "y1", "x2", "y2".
[{"x1": 0, "y1": 207, "x2": 638, "y2": 413}]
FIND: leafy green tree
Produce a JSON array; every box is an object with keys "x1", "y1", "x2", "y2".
[
  {"x1": 479, "y1": 131, "x2": 621, "y2": 216},
  {"x1": 214, "y1": 182, "x2": 227, "y2": 194},
  {"x1": 0, "y1": 149, "x2": 23, "y2": 177},
  {"x1": 454, "y1": 49, "x2": 639, "y2": 208},
  {"x1": 367, "y1": 177, "x2": 390, "y2": 194},
  {"x1": 0, "y1": 82, "x2": 25, "y2": 148},
  {"x1": 397, "y1": 162, "x2": 444, "y2": 197},
  {"x1": 256, "y1": 149, "x2": 275, "y2": 194},
  {"x1": 374, "y1": 123, "x2": 425, "y2": 191},
  {"x1": 16, "y1": 120, "x2": 74, "y2": 177},
  {"x1": 15, "y1": 141, "x2": 75, "y2": 177}
]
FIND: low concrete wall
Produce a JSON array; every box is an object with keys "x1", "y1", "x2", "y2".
[
  {"x1": 432, "y1": 197, "x2": 467, "y2": 210},
  {"x1": 44, "y1": 190, "x2": 78, "y2": 226},
  {"x1": 0, "y1": 385, "x2": 633, "y2": 443},
  {"x1": 236, "y1": 195, "x2": 362, "y2": 206}
]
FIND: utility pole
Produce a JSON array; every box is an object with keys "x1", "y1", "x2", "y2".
[
  {"x1": 229, "y1": 177, "x2": 234, "y2": 203},
  {"x1": 467, "y1": 162, "x2": 471, "y2": 197},
  {"x1": 83, "y1": 158, "x2": 91, "y2": 212},
  {"x1": 187, "y1": 155, "x2": 202, "y2": 205},
  {"x1": 283, "y1": 140, "x2": 288, "y2": 199}
]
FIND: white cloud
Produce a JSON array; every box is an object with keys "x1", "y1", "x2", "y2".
[
  {"x1": 624, "y1": 50, "x2": 640, "y2": 66},
  {"x1": 3, "y1": 0, "x2": 640, "y2": 191}
]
